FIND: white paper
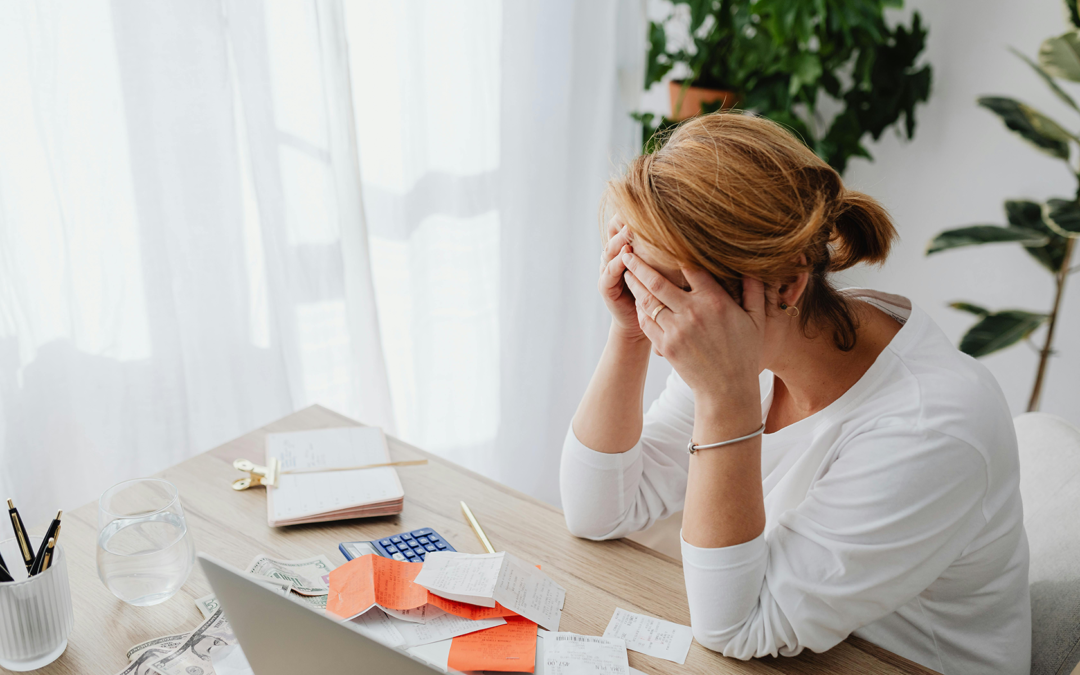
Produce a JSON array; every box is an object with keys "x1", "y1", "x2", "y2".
[
  {"x1": 492, "y1": 553, "x2": 565, "y2": 632},
  {"x1": 393, "y1": 610, "x2": 505, "y2": 647},
  {"x1": 382, "y1": 604, "x2": 445, "y2": 624},
  {"x1": 350, "y1": 608, "x2": 406, "y2": 648},
  {"x1": 413, "y1": 551, "x2": 504, "y2": 606},
  {"x1": 267, "y1": 427, "x2": 403, "y2": 521},
  {"x1": 415, "y1": 551, "x2": 566, "y2": 631},
  {"x1": 544, "y1": 633, "x2": 629, "y2": 675},
  {"x1": 603, "y1": 608, "x2": 693, "y2": 665},
  {"x1": 210, "y1": 644, "x2": 255, "y2": 675},
  {"x1": 407, "y1": 639, "x2": 454, "y2": 673}
]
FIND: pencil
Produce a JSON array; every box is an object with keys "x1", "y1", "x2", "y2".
[
  {"x1": 460, "y1": 501, "x2": 496, "y2": 554},
  {"x1": 7, "y1": 499, "x2": 34, "y2": 574}
]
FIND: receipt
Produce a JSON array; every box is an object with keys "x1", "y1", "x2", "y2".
[
  {"x1": 351, "y1": 608, "x2": 406, "y2": 648},
  {"x1": 394, "y1": 610, "x2": 506, "y2": 647},
  {"x1": 544, "y1": 633, "x2": 628, "y2": 675},
  {"x1": 603, "y1": 608, "x2": 693, "y2": 664}
]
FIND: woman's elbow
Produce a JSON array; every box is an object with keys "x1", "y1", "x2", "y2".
[{"x1": 562, "y1": 510, "x2": 618, "y2": 540}]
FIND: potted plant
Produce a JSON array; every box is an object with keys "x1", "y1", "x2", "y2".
[
  {"x1": 926, "y1": 10, "x2": 1080, "y2": 412},
  {"x1": 636, "y1": 0, "x2": 932, "y2": 174}
]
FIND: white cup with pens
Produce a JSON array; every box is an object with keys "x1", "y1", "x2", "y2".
[{"x1": 0, "y1": 500, "x2": 74, "y2": 671}]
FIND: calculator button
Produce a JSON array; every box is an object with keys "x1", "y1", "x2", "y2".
[
  {"x1": 424, "y1": 544, "x2": 436, "y2": 552},
  {"x1": 428, "y1": 535, "x2": 440, "y2": 542},
  {"x1": 435, "y1": 542, "x2": 447, "y2": 550},
  {"x1": 401, "y1": 533, "x2": 413, "y2": 540},
  {"x1": 392, "y1": 552, "x2": 406, "y2": 561},
  {"x1": 384, "y1": 544, "x2": 397, "y2": 553},
  {"x1": 416, "y1": 552, "x2": 426, "y2": 560},
  {"x1": 403, "y1": 549, "x2": 417, "y2": 558},
  {"x1": 379, "y1": 539, "x2": 392, "y2": 546},
  {"x1": 414, "y1": 528, "x2": 432, "y2": 535},
  {"x1": 417, "y1": 537, "x2": 429, "y2": 545},
  {"x1": 390, "y1": 536, "x2": 402, "y2": 543}
]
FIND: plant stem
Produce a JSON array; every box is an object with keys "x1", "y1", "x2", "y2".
[{"x1": 1028, "y1": 236, "x2": 1076, "y2": 412}]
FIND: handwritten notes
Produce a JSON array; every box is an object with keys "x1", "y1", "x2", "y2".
[
  {"x1": 415, "y1": 551, "x2": 565, "y2": 631},
  {"x1": 544, "y1": 633, "x2": 629, "y2": 675},
  {"x1": 448, "y1": 616, "x2": 539, "y2": 672},
  {"x1": 350, "y1": 608, "x2": 406, "y2": 648},
  {"x1": 603, "y1": 608, "x2": 693, "y2": 664},
  {"x1": 395, "y1": 611, "x2": 506, "y2": 647}
]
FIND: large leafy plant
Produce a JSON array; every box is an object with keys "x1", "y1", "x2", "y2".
[
  {"x1": 926, "y1": 8, "x2": 1080, "y2": 412},
  {"x1": 637, "y1": 0, "x2": 932, "y2": 174}
]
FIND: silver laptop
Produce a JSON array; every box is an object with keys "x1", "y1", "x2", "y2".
[{"x1": 199, "y1": 553, "x2": 441, "y2": 675}]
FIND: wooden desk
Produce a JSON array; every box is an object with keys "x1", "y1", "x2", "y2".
[{"x1": 11, "y1": 405, "x2": 933, "y2": 675}]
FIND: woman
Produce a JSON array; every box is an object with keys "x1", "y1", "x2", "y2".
[{"x1": 560, "y1": 112, "x2": 1030, "y2": 674}]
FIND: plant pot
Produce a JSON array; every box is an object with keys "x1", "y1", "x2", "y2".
[{"x1": 668, "y1": 80, "x2": 737, "y2": 121}]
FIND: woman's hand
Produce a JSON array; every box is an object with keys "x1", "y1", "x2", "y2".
[
  {"x1": 621, "y1": 251, "x2": 765, "y2": 412},
  {"x1": 598, "y1": 217, "x2": 645, "y2": 342}
]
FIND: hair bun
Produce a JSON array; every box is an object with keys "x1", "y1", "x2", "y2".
[{"x1": 827, "y1": 190, "x2": 897, "y2": 271}]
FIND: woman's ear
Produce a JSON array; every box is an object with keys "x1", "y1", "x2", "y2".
[{"x1": 782, "y1": 270, "x2": 810, "y2": 307}]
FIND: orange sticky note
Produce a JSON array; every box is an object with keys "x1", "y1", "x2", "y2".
[
  {"x1": 326, "y1": 555, "x2": 376, "y2": 620},
  {"x1": 448, "y1": 616, "x2": 538, "y2": 672},
  {"x1": 430, "y1": 594, "x2": 519, "y2": 620}
]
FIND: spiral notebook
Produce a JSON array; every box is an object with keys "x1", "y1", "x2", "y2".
[{"x1": 265, "y1": 427, "x2": 405, "y2": 527}]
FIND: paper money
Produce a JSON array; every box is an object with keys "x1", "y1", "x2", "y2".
[
  {"x1": 245, "y1": 553, "x2": 333, "y2": 596},
  {"x1": 148, "y1": 608, "x2": 235, "y2": 675},
  {"x1": 114, "y1": 645, "x2": 181, "y2": 675},
  {"x1": 126, "y1": 634, "x2": 188, "y2": 662}
]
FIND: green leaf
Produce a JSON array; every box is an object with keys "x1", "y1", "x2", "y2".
[
  {"x1": 1011, "y1": 47, "x2": 1080, "y2": 113},
  {"x1": 958, "y1": 310, "x2": 1049, "y2": 358},
  {"x1": 1068, "y1": 0, "x2": 1080, "y2": 30},
  {"x1": 950, "y1": 302, "x2": 990, "y2": 316},
  {"x1": 926, "y1": 225, "x2": 1050, "y2": 254},
  {"x1": 1045, "y1": 198, "x2": 1080, "y2": 237},
  {"x1": 978, "y1": 97, "x2": 1076, "y2": 159},
  {"x1": 1006, "y1": 200, "x2": 1072, "y2": 272},
  {"x1": 1039, "y1": 30, "x2": 1080, "y2": 82}
]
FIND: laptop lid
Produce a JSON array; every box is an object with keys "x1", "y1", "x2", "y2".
[{"x1": 199, "y1": 553, "x2": 441, "y2": 675}]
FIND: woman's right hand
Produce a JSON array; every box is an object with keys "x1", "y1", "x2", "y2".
[{"x1": 598, "y1": 216, "x2": 645, "y2": 341}]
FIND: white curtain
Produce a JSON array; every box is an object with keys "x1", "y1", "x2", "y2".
[{"x1": 0, "y1": 0, "x2": 645, "y2": 524}]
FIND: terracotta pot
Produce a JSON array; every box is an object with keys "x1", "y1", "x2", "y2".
[{"x1": 668, "y1": 80, "x2": 737, "y2": 121}]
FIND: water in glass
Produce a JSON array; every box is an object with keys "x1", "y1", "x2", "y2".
[{"x1": 96, "y1": 478, "x2": 195, "y2": 606}]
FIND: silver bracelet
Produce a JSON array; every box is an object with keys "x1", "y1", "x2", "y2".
[{"x1": 687, "y1": 423, "x2": 766, "y2": 454}]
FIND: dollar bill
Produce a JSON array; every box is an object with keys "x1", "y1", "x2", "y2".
[
  {"x1": 126, "y1": 634, "x2": 188, "y2": 662},
  {"x1": 148, "y1": 608, "x2": 235, "y2": 675},
  {"x1": 245, "y1": 553, "x2": 333, "y2": 596},
  {"x1": 114, "y1": 645, "x2": 181, "y2": 675},
  {"x1": 195, "y1": 573, "x2": 292, "y2": 618}
]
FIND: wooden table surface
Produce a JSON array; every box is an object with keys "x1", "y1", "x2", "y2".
[{"x1": 7, "y1": 405, "x2": 934, "y2": 675}]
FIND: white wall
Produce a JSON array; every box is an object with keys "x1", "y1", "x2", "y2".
[
  {"x1": 844, "y1": 0, "x2": 1079, "y2": 422},
  {"x1": 640, "y1": 0, "x2": 1080, "y2": 423}
]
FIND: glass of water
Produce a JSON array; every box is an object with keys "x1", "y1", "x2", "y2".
[{"x1": 97, "y1": 478, "x2": 195, "y2": 606}]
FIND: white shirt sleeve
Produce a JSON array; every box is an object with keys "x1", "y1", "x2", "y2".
[
  {"x1": 681, "y1": 425, "x2": 989, "y2": 658},
  {"x1": 560, "y1": 369, "x2": 695, "y2": 540}
]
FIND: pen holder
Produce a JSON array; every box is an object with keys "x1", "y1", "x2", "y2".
[{"x1": 0, "y1": 540, "x2": 73, "y2": 671}]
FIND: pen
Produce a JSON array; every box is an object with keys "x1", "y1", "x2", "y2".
[
  {"x1": 0, "y1": 545, "x2": 10, "y2": 581},
  {"x1": 38, "y1": 537, "x2": 55, "y2": 574},
  {"x1": 29, "y1": 511, "x2": 62, "y2": 576},
  {"x1": 7, "y1": 499, "x2": 35, "y2": 574},
  {"x1": 460, "y1": 501, "x2": 496, "y2": 554}
]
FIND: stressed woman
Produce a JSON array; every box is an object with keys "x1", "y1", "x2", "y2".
[{"x1": 560, "y1": 113, "x2": 1030, "y2": 674}]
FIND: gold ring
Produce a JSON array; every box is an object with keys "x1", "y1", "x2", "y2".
[{"x1": 651, "y1": 304, "x2": 667, "y2": 321}]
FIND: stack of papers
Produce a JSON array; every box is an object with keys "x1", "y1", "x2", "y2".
[{"x1": 265, "y1": 427, "x2": 404, "y2": 526}]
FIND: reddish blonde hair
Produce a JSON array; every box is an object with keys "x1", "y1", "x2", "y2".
[{"x1": 603, "y1": 112, "x2": 897, "y2": 351}]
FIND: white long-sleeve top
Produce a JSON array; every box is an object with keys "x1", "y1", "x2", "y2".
[{"x1": 561, "y1": 290, "x2": 1031, "y2": 675}]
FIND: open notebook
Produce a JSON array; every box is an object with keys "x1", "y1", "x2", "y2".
[{"x1": 265, "y1": 427, "x2": 404, "y2": 527}]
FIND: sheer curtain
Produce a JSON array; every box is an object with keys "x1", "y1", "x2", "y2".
[
  {"x1": 0, "y1": 0, "x2": 646, "y2": 524},
  {"x1": 0, "y1": 0, "x2": 393, "y2": 524}
]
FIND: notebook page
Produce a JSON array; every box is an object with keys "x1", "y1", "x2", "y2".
[{"x1": 267, "y1": 427, "x2": 404, "y2": 522}]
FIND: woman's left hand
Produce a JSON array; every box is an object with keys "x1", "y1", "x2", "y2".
[{"x1": 620, "y1": 251, "x2": 765, "y2": 411}]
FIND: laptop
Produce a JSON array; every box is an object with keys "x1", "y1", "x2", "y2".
[{"x1": 199, "y1": 553, "x2": 442, "y2": 675}]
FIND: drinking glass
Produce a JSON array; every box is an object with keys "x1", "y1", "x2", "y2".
[{"x1": 96, "y1": 478, "x2": 195, "y2": 606}]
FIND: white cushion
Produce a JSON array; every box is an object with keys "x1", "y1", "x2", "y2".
[{"x1": 1016, "y1": 412, "x2": 1080, "y2": 675}]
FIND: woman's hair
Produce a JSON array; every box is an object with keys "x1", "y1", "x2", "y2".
[{"x1": 603, "y1": 111, "x2": 897, "y2": 351}]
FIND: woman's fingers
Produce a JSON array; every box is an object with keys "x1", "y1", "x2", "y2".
[
  {"x1": 623, "y1": 270, "x2": 669, "y2": 328},
  {"x1": 602, "y1": 225, "x2": 631, "y2": 265},
  {"x1": 600, "y1": 245, "x2": 631, "y2": 292},
  {"x1": 620, "y1": 252, "x2": 684, "y2": 309},
  {"x1": 741, "y1": 277, "x2": 766, "y2": 326}
]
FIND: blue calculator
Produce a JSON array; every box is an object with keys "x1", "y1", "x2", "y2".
[{"x1": 339, "y1": 527, "x2": 456, "y2": 562}]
